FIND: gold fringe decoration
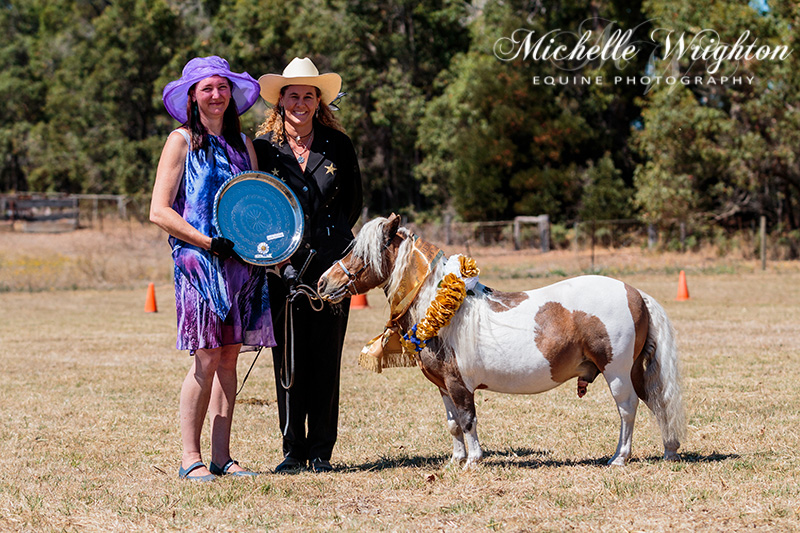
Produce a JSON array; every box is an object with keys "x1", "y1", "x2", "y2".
[
  {"x1": 358, "y1": 327, "x2": 415, "y2": 373},
  {"x1": 358, "y1": 333, "x2": 384, "y2": 373}
]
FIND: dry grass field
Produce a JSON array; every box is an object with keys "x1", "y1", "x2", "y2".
[{"x1": 1, "y1": 223, "x2": 799, "y2": 532}]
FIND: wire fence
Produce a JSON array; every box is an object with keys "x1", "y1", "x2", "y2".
[
  {"x1": 0, "y1": 193, "x2": 726, "y2": 253},
  {"x1": 1, "y1": 193, "x2": 132, "y2": 232},
  {"x1": 2, "y1": 193, "x2": 793, "y2": 264},
  {"x1": 405, "y1": 216, "x2": 655, "y2": 253}
]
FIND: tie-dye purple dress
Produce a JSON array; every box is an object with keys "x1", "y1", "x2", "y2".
[{"x1": 170, "y1": 129, "x2": 275, "y2": 353}]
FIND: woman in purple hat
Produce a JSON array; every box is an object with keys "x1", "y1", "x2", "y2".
[{"x1": 150, "y1": 56, "x2": 275, "y2": 481}]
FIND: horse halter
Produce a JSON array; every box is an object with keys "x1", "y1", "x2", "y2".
[{"x1": 335, "y1": 258, "x2": 369, "y2": 296}]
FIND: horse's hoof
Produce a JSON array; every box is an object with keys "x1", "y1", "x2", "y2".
[
  {"x1": 607, "y1": 456, "x2": 627, "y2": 466},
  {"x1": 446, "y1": 457, "x2": 465, "y2": 470},
  {"x1": 462, "y1": 454, "x2": 482, "y2": 470},
  {"x1": 664, "y1": 451, "x2": 681, "y2": 462}
]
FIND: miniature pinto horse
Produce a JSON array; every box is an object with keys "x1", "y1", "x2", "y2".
[{"x1": 317, "y1": 215, "x2": 686, "y2": 468}]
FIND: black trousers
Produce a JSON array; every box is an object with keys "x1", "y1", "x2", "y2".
[{"x1": 268, "y1": 275, "x2": 350, "y2": 462}]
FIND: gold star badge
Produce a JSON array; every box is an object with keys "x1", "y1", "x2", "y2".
[
  {"x1": 325, "y1": 163, "x2": 337, "y2": 175},
  {"x1": 271, "y1": 168, "x2": 280, "y2": 176}
]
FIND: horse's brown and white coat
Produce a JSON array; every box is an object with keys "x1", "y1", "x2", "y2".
[{"x1": 318, "y1": 215, "x2": 686, "y2": 467}]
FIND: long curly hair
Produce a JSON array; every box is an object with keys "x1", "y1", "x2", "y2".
[{"x1": 255, "y1": 86, "x2": 344, "y2": 144}]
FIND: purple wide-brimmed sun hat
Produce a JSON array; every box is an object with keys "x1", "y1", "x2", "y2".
[{"x1": 162, "y1": 56, "x2": 260, "y2": 123}]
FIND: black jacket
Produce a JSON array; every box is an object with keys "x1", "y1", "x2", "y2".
[{"x1": 253, "y1": 122, "x2": 363, "y2": 282}]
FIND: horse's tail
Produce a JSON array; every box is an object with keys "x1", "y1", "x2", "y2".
[{"x1": 637, "y1": 290, "x2": 686, "y2": 458}]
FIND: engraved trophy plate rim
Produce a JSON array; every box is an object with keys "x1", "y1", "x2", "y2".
[{"x1": 213, "y1": 170, "x2": 304, "y2": 266}]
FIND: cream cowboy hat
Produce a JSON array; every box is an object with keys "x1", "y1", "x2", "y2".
[{"x1": 258, "y1": 57, "x2": 342, "y2": 106}]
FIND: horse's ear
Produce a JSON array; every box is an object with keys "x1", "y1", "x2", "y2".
[{"x1": 385, "y1": 213, "x2": 401, "y2": 238}]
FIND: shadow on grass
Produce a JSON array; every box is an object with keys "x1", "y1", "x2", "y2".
[
  {"x1": 482, "y1": 447, "x2": 606, "y2": 468},
  {"x1": 343, "y1": 449, "x2": 604, "y2": 472},
  {"x1": 483, "y1": 448, "x2": 741, "y2": 468},
  {"x1": 342, "y1": 449, "x2": 739, "y2": 472},
  {"x1": 342, "y1": 453, "x2": 452, "y2": 472},
  {"x1": 675, "y1": 451, "x2": 741, "y2": 463}
]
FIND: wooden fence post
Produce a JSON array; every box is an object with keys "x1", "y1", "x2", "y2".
[
  {"x1": 760, "y1": 215, "x2": 766, "y2": 271},
  {"x1": 648, "y1": 224, "x2": 657, "y2": 250},
  {"x1": 539, "y1": 214, "x2": 550, "y2": 252},
  {"x1": 117, "y1": 197, "x2": 127, "y2": 219},
  {"x1": 680, "y1": 222, "x2": 686, "y2": 252},
  {"x1": 511, "y1": 215, "x2": 550, "y2": 252},
  {"x1": 444, "y1": 212, "x2": 452, "y2": 245}
]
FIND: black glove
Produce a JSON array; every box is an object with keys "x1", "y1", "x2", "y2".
[
  {"x1": 281, "y1": 264, "x2": 298, "y2": 288},
  {"x1": 209, "y1": 237, "x2": 236, "y2": 260}
]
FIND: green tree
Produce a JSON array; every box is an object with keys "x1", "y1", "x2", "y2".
[
  {"x1": 632, "y1": 85, "x2": 729, "y2": 225},
  {"x1": 277, "y1": 0, "x2": 471, "y2": 215},
  {"x1": 0, "y1": 0, "x2": 48, "y2": 192},
  {"x1": 580, "y1": 152, "x2": 633, "y2": 222},
  {"x1": 634, "y1": 0, "x2": 800, "y2": 234},
  {"x1": 26, "y1": 0, "x2": 181, "y2": 194},
  {"x1": 417, "y1": 0, "x2": 649, "y2": 222}
]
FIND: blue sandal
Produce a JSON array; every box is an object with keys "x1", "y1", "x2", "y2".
[
  {"x1": 209, "y1": 459, "x2": 258, "y2": 477},
  {"x1": 178, "y1": 461, "x2": 215, "y2": 482}
]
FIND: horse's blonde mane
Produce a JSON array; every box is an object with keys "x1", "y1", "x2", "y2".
[
  {"x1": 351, "y1": 217, "x2": 413, "y2": 295},
  {"x1": 385, "y1": 231, "x2": 414, "y2": 298},
  {"x1": 351, "y1": 217, "x2": 389, "y2": 275}
]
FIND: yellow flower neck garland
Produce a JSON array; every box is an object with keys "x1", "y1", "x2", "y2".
[{"x1": 399, "y1": 256, "x2": 480, "y2": 354}]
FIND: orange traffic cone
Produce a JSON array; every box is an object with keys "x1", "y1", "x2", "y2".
[
  {"x1": 350, "y1": 293, "x2": 369, "y2": 309},
  {"x1": 145, "y1": 282, "x2": 158, "y2": 312},
  {"x1": 676, "y1": 270, "x2": 690, "y2": 301}
]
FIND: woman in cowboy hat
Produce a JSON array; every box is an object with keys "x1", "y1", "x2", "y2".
[
  {"x1": 151, "y1": 56, "x2": 276, "y2": 481},
  {"x1": 254, "y1": 57, "x2": 363, "y2": 473}
]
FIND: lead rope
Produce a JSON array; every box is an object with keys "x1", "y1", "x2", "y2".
[
  {"x1": 281, "y1": 281, "x2": 324, "y2": 390},
  {"x1": 280, "y1": 249, "x2": 321, "y2": 390}
]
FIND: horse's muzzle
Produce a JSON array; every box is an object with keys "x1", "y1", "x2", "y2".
[{"x1": 317, "y1": 271, "x2": 348, "y2": 303}]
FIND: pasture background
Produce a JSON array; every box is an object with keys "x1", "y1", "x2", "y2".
[{"x1": 1, "y1": 223, "x2": 799, "y2": 532}]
